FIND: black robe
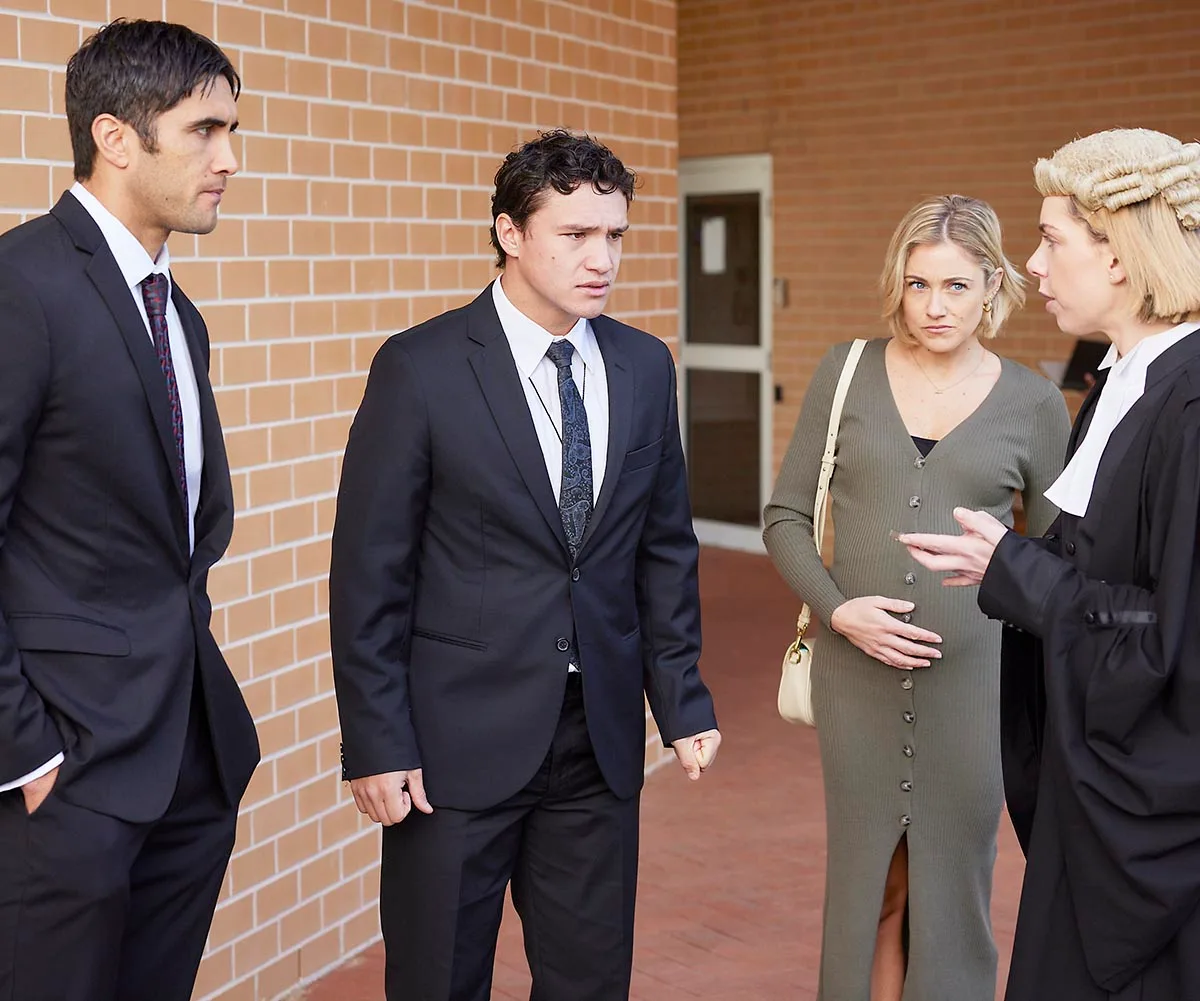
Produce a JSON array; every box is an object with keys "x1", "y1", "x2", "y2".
[{"x1": 978, "y1": 329, "x2": 1200, "y2": 1000}]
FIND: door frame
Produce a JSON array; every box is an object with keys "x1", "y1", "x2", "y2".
[{"x1": 678, "y1": 153, "x2": 773, "y2": 552}]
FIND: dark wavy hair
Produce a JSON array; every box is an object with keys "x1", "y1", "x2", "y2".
[
  {"x1": 489, "y1": 130, "x2": 638, "y2": 267},
  {"x1": 66, "y1": 19, "x2": 240, "y2": 181}
]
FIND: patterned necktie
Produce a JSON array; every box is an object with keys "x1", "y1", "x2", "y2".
[
  {"x1": 546, "y1": 339, "x2": 592, "y2": 557},
  {"x1": 139, "y1": 273, "x2": 188, "y2": 506}
]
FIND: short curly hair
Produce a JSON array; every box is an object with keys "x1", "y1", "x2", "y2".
[{"x1": 489, "y1": 130, "x2": 637, "y2": 268}]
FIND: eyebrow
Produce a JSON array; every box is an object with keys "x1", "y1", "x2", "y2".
[
  {"x1": 903, "y1": 274, "x2": 974, "y2": 283},
  {"x1": 1038, "y1": 223, "x2": 1058, "y2": 236},
  {"x1": 190, "y1": 116, "x2": 238, "y2": 132},
  {"x1": 559, "y1": 223, "x2": 629, "y2": 234}
]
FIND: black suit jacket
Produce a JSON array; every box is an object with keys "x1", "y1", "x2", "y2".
[
  {"x1": 330, "y1": 284, "x2": 717, "y2": 810},
  {"x1": 0, "y1": 192, "x2": 259, "y2": 823}
]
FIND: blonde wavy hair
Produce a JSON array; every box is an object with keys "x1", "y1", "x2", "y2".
[
  {"x1": 880, "y1": 195, "x2": 1025, "y2": 343},
  {"x1": 1035, "y1": 128, "x2": 1200, "y2": 323}
]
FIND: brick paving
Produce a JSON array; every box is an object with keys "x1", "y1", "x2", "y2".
[{"x1": 301, "y1": 547, "x2": 1025, "y2": 1000}]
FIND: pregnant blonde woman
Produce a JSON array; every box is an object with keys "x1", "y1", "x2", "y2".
[{"x1": 764, "y1": 195, "x2": 1069, "y2": 1000}]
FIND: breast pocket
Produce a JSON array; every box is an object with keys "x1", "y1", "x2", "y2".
[
  {"x1": 621, "y1": 436, "x2": 664, "y2": 474},
  {"x1": 7, "y1": 613, "x2": 130, "y2": 657}
]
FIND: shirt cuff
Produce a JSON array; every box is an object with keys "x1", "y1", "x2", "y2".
[{"x1": 0, "y1": 752, "x2": 65, "y2": 792}]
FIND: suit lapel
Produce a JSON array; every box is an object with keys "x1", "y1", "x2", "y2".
[
  {"x1": 1079, "y1": 329, "x2": 1200, "y2": 542},
  {"x1": 466, "y1": 288, "x2": 570, "y2": 555},
  {"x1": 173, "y1": 283, "x2": 233, "y2": 567},
  {"x1": 578, "y1": 316, "x2": 632, "y2": 554},
  {"x1": 51, "y1": 195, "x2": 189, "y2": 551},
  {"x1": 1067, "y1": 370, "x2": 1107, "y2": 460},
  {"x1": 1077, "y1": 392, "x2": 1151, "y2": 544}
]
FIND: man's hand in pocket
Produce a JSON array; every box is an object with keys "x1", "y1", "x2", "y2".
[{"x1": 22, "y1": 766, "x2": 59, "y2": 815}]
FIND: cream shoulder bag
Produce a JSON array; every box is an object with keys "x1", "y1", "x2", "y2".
[{"x1": 778, "y1": 339, "x2": 867, "y2": 727}]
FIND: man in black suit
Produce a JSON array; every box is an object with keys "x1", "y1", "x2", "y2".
[
  {"x1": 0, "y1": 20, "x2": 259, "y2": 1001},
  {"x1": 330, "y1": 130, "x2": 721, "y2": 1000}
]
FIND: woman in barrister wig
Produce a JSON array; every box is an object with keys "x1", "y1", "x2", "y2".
[{"x1": 902, "y1": 128, "x2": 1200, "y2": 1001}]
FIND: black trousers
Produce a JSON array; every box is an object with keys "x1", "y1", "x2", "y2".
[
  {"x1": 0, "y1": 681, "x2": 238, "y2": 1001},
  {"x1": 381, "y1": 673, "x2": 640, "y2": 1001}
]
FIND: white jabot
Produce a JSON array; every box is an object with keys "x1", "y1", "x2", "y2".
[
  {"x1": 492, "y1": 276, "x2": 610, "y2": 673},
  {"x1": 1045, "y1": 322, "x2": 1200, "y2": 516}
]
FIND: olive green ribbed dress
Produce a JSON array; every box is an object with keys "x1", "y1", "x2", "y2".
[{"x1": 764, "y1": 338, "x2": 1070, "y2": 1001}]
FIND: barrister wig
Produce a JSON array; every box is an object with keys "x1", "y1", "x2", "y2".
[{"x1": 1035, "y1": 128, "x2": 1200, "y2": 323}]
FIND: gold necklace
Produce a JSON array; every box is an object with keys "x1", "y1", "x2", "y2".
[{"x1": 910, "y1": 347, "x2": 987, "y2": 395}]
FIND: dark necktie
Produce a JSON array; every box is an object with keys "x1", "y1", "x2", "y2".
[
  {"x1": 546, "y1": 339, "x2": 592, "y2": 558},
  {"x1": 139, "y1": 273, "x2": 187, "y2": 506}
]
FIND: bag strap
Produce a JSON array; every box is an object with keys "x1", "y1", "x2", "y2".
[{"x1": 794, "y1": 339, "x2": 867, "y2": 640}]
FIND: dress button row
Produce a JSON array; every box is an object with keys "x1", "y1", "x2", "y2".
[
  {"x1": 902, "y1": 744, "x2": 914, "y2": 758},
  {"x1": 904, "y1": 571, "x2": 917, "y2": 585},
  {"x1": 903, "y1": 711, "x2": 915, "y2": 724},
  {"x1": 908, "y1": 495, "x2": 921, "y2": 509},
  {"x1": 901, "y1": 677, "x2": 914, "y2": 690},
  {"x1": 914, "y1": 456, "x2": 926, "y2": 469},
  {"x1": 900, "y1": 815, "x2": 911, "y2": 827},
  {"x1": 900, "y1": 780, "x2": 913, "y2": 792}
]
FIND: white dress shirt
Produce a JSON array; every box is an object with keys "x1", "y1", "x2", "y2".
[
  {"x1": 492, "y1": 276, "x2": 610, "y2": 672},
  {"x1": 0, "y1": 186, "x2": 206, "y2": 792},
  {"x1": 1045, "y1": 322, "x2": 1200, "y2": 517},
  {"x1": 492, "y1": 276, "x2": 609, "y2": 504}
]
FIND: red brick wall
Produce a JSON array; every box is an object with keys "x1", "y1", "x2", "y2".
[
  {"x1": 679, "y1": 0, "x2": 1200, "y2": 465},
  {"x1": 0, "y1": 1, "x2": 677, "y2": 998}
]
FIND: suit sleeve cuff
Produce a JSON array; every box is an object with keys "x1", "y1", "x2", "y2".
[
  {"x1": 0, "y1": 751, "x2": 64, "y2": 792},
  {"x1": 979, "y1": 531, "x2": 1070, "y2": 636}
]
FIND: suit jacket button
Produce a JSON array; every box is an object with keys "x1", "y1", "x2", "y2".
[
  {"x1": 1084, "y1": 611, "x2": 1096, "y2": 625},
  {"x1": 571, "y1": 568, "x2": 581, "y2": 581},
  {"x1": 556, "y1": 637, "x2": 570, "y2": 652},
  {"x1": 1066, "y1": 541, "x2": 1077, "y2": 556}
]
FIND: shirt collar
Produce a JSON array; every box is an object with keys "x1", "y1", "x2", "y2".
[
  {"x1": 69, "y1": 182, "x2": 171, "y2": 293},
  {"x1": 491, "y1": 276, "x2": 597, "y2": 380},
  {"x1": 1100, "y1": 321, "x2": 1200, "y2": 379}
]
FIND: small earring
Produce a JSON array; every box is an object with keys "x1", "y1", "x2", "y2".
[{"x1": 982, "y1": 300, "x2": 992, "y2": 313}]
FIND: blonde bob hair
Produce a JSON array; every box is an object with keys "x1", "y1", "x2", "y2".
[
  {"x1": 1034, "y1": 128, "x2": 1200, "y2": 324},
  {"x1": 880, "y1": 194, "x2": 1025, "y2": 343}
]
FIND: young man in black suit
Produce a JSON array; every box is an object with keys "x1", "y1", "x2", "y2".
[
  {"x1": 0, "y1": 20, "x2": 259, "y2": 1000},
  {"x1": 331, "y1": 130, "x2": 722, "y2": 1000}
]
